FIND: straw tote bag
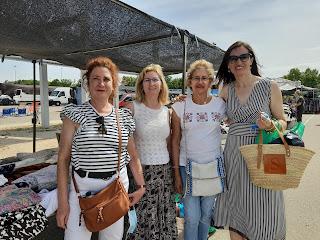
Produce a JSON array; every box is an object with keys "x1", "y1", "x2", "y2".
[
  {"x1": 72, "y1": 109, "x2": 130, "y2": 232},
  {"x1": 239, "y1": 122, "x2": 315, "y2": 190}
]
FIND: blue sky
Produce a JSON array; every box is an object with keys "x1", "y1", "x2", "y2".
[{"x1": 0, "y1": 0, "x2": 319, "y2": 82}]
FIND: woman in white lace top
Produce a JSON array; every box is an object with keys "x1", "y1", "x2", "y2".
[{"x1": 125, "y1": 64, "x2": 178, "y2": 239}]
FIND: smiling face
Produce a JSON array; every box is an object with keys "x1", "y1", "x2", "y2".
[
  {"x1": 142, "y1": 71, "x2": 162, "y2": 98},
  {"x1": 189, "y1": 68, "x2": 212, "y2": 95},
  {"x1": 88, "y1": 66, "x2": 113, "y2": 100},
  {"x1": 227, "y1": 46, "x2": 253, "y2": 78}
]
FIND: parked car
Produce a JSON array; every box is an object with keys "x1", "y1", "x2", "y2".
[
  {"x1": 0, "y1": 95, "x2": 15, "y2": 105},
  {"x1": 119, "y1": 93, "x2": 135, "y2": 108}
]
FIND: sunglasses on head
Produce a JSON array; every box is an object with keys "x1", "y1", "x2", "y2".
[
  {"x1": 96, "y1": 116, "x2": 107, "y2": 135},
  {"x1": 228, "y1": 53, "x2": 252, "y2": 63}
]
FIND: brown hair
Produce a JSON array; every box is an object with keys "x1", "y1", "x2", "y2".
[
  {"x1": 216, "y1": 41, "x2": 261, "y2": 84},
  {"x1": 82, "y1": 56, "x2": 120, "y2": 101}
]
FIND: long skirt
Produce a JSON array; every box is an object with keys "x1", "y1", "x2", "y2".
[{"x1": 129, "y1": 163, "x2": 178, "y2": 240}]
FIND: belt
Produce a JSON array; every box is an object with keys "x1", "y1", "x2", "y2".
[{"x1": 75, "y1": 168, "x2": 117, "y2": 179}]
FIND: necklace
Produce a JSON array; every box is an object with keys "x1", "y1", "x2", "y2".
[{"x1": 192, "y1": 95, "x2": 210, "y2": 105}]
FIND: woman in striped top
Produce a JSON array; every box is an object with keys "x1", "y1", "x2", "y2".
[
  {"x1": 213, "y1": 41, "x2": 287, "y2": 240},
  {"x1": 56, "y1": 57, "x2": 146, "y2": 240}
]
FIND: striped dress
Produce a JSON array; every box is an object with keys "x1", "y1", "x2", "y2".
[{"x1": 213, "y1": 79, "x2": 286, "y2": 240}]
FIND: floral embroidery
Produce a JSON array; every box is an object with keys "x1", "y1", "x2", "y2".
[
  {"x1": 184, "y1": 112, "x2": 193, "y2": 123},
  {"x1": 196, "y1": 112, "x2": 208, "y2": 122},
  {"x1": 211, "y1": 112, "x2": 222, "y2": 121}
]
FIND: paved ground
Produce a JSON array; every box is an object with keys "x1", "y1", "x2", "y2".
[{"x1": 1, "y1": 113, "x2": 319, "y2": 239}]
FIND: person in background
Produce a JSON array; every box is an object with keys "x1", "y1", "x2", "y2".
[
  {"x1": 56, "y1": 56, "x2": 145, "y2": 240},
  {"x1": 293, "y1": 89, "x2": 304, "y2": 122},
  {"x1": 171, "y1": 59, "x2": 226, "y2": 240},
  {"x1": 125, "y1": 64, "x2": 178, "y2": 239},
  {"x1": 213, "y1": 41, "x2": 287, "y2": 240}
]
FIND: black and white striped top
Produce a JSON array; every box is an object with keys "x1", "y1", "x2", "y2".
[{"x1": 61, "y1": 102, "x2": 135, "y2": 172}]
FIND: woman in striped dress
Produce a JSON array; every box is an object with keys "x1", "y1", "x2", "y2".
[{"x1": 213, "y1": 41, "x2": 287, "y2": 240}]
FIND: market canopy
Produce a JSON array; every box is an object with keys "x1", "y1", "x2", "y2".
[{"x1": 0, "y1": 0, "x2": 224, "y2": 73}]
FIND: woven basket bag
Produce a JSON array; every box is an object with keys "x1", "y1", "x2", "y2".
[{"x1": 239, "y1": 123, "x2": 315, "y2": 190}]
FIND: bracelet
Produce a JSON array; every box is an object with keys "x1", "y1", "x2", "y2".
[
  {"x1": 172, "y1": 166, "x2": 179, "y2": 169},
  {"x1": 136, "y1": 184, "x2": 146, "y2": 189}
]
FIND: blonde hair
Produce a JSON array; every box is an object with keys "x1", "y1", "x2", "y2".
[
  {"x1": 186, "y1": 59, "x2": 214, "y2": 88},
  {"x1": 135, "y1": 64, "x2": 169, "y2": 105}
]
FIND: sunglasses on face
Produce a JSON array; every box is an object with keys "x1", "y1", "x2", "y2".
[
  {"x1": 96, "y1": 116, "x2": 107, "y2": 135},
  {"x1": 228, "y1": 53, "x2": 252, "y2": 64}
]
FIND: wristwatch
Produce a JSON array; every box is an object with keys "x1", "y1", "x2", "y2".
[{"x1": 136, "y1": 184, "x2": 146, "y2": 189}]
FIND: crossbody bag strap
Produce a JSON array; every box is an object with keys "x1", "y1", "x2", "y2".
[{"x1": 115, "y1": 108, "x2": 122, "y2": 176}]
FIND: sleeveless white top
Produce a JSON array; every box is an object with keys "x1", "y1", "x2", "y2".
[{"x1": 133, "y1": 101, "x2": 170, "y2": 165}]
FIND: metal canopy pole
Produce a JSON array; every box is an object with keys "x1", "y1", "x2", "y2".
[
  {"x1": 182, "y1": 32, "x2": 188, "y2": 94},
  {"x1": 32, "y1": 60, "x2": 36, "y2": 153}
]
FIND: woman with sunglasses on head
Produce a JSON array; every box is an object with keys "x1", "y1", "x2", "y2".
[
  {"x1": 56, "y1": 56, "x2": 145, "y2": 240},
  {"x1": 213, "y1": 41, "x2": 287, "y2": 240},
  {"x1": 125, "y1": 64, "x2": 178, "y2": 239},
  {"x1": 171, "y1": 59, "x2": 226, "y2": 240}
]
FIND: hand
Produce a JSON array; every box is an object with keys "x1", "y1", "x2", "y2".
[
  {"x1": 256, "y1": 112, "x2": 272, "y2": 130},
  {"x1": 174, "y1": 173, "x2": 183, "y2": 194},
  {"x1": 128, "y1": 187, "x2": 146, "y2": 206},
  {"x1": 56, "y1": 201, "x2": 70, "y2": 229},
  {"x1": 172, "y1": 94, "x2": 187, "y2": 103}
]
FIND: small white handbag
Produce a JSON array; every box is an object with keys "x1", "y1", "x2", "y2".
[{"x1": 186, "y1": 156, "x2": 225, "y2": 196}]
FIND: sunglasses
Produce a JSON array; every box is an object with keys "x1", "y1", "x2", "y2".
[
  {"x1": 96, "y1": 116, "x2": 107, "y2": 135},
  {"x1": 228, "y1": 53, "x2": 252, "y2": 64}
]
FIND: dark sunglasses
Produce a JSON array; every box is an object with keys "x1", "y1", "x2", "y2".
[
  {"x1": 96, "y1": 116, "x2": 107, "y2": 135},
  {"x1": 228, "y1": 53, "x2": 252, "y2": 63}
]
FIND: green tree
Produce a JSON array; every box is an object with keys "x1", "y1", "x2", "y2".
[
  {"x1": 122, "y1": 76, "x2": 137, "y2": 86},
  {"x1": 283, "y1": 68, "x2": 302, "y2": 81},
  {"x1": 302, "y1": 68, "x2": 320, "y2": 88}
]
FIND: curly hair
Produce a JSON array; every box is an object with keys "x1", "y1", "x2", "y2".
[
  {"x1": 186, "y1": 59, "x2": 215, "y2": 88},
  {"x1": 82, "y1": 56, "x2": 121, "y2": 101}
]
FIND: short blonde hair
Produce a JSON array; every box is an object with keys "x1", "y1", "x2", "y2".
[
  {"x1": 186, "y1": 59, "x2": 214, "y2": 88},
  {"x1": 135, "y1": 64, "x2": 169, "y2": 105}
]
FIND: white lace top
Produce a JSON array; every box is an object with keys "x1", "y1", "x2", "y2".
[{"x1": 133, "y1": 101, "x2": 170, "y2": 165}]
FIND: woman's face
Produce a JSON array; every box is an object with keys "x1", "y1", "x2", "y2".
[
  {"x1": 227, "y1": 46, "x2": 253, "y2": 78},
  {"x1": 189, "y1": 68, "x2": 211, "y2": 95},
  {"x1": 142, "y1": 71, "x2": 162, "y2": 98},
  {"x1": 88, "y1": 66, "x2": 113, "y2": 100}
]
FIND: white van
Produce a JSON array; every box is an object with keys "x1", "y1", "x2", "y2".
[{"x1": 49, "y1": 87, "x2": 72, "y2": 106}]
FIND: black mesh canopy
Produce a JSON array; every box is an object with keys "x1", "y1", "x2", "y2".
[{"x1": 0, "y1": 0, "x2": 224, "y2": 73}]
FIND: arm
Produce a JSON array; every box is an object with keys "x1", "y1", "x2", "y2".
[
  {"x1": 56, "y1": 118, "x2": 77, "y2": 229},
  {"x1": 257, "y1": 81, "x2": 287, "y2": 131},
  {"x1": 218, "y1": 84, "x2": 228, "y2": 102},
  {"x1": 167, "y1": 109, "x2": 172, "y2": 158},
  {"x1": 171, "y1": 109, "x2": 183, "y2": 194},
  {"x1": 127, "y1": 136, "x2": 146, "y2": 206}
]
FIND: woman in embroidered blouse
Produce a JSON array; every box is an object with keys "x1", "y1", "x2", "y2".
[
  {"x1": 171, "y1": 59, "x2": 226, "y2": 240},
  {"x1": 56, "y1": 56, "x2": 145, "y2": 240},
  {"x1": 125, "y1": 64, "x2": 178, "y2": 239}
]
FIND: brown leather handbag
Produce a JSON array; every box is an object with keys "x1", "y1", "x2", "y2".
[{"x1": 72, "y1": 109, "x2": 130, "y2": 232}]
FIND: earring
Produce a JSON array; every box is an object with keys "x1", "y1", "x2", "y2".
[{"x1": 228, "y1": 68, "x2": 231, "y2": 73}]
